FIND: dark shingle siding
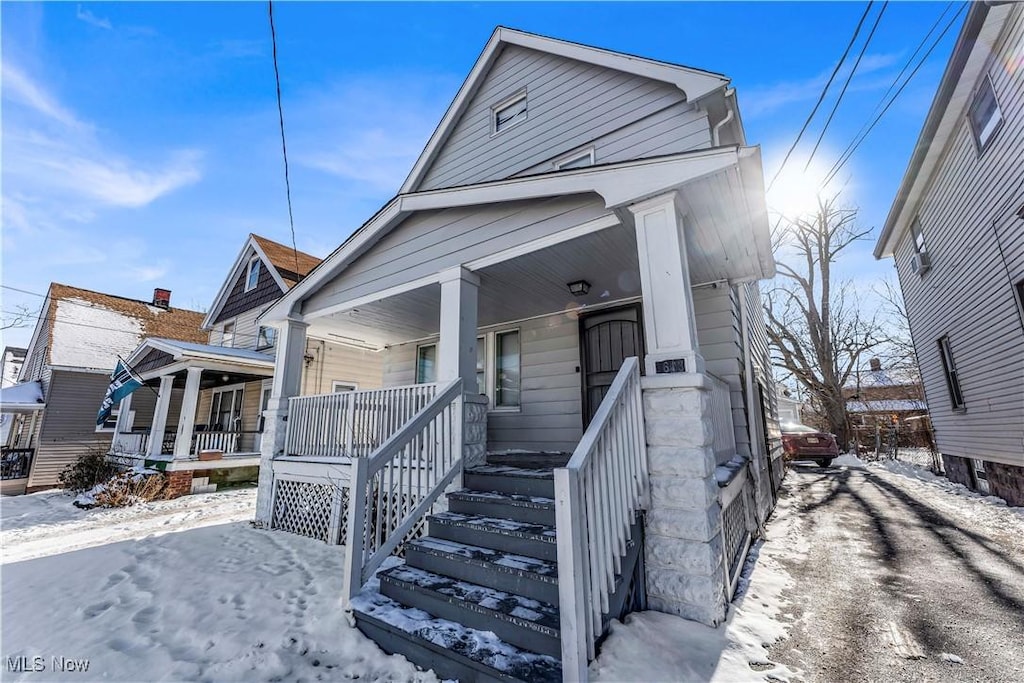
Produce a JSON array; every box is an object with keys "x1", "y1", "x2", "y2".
[{"x1": 214, "y1": 258, "x2": 285, "y2": 325}]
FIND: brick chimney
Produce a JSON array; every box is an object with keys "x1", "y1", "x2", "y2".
[
  {"x1": 869, "y1": 357, "x2": 882, "y2": 372},
  {"x1": 153, "y1": 288, "x2": 171, "y2": 309}
]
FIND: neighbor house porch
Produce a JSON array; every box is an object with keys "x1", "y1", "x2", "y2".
[
  {"x1": 110, "y1": 339, "x2": 274, "y2": 494},
  {"x1": 0, "y1": 381, "x2": 45, "y2": 496}
]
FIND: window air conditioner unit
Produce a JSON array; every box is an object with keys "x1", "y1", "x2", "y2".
[{"x1": 910, "y1": 251, "x2": 931, "y2": 275}]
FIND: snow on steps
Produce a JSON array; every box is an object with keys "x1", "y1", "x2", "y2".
[
  {"x1": 351, "y1": 565, "x2": 561, "y2": 683},
  {"x1": 447, "y1": 489, "x2": 556, "y2": 526},
  {"x1": 428, "y1": 511, "x2": 558, "y2": 561}
]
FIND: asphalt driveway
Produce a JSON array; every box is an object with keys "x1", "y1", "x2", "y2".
[{"x1": 768, "y1": 462, "x2": 1024, "y2": 683}]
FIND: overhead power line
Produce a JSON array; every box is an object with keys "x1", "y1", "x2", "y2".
[
  {"x1": 824, "y1": 2, "x2": 967, "y2": 186},
  {"x1": 267, "y1": 0, "x2": 302, "y2": 281},
  {"x1": 767, "y1": 0, "x2": 876, "y2": 192},
  {"x1": 804, "y1": 1, "x2": 889, "y2": 172}
]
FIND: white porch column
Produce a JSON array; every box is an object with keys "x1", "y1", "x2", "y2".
[
  {"x1": 437, "y1": 266, "x2": 486, "y2": 469},
  {"x1": 173, "y1": 367, "x2": 203, "y2": 459},
  {"x1": 112, "y1": 392, "x2": 134, "y2": 454},
  {"x1": 255, "y1": 319, "x2": 308, "y2": 525},
  {"x1": 437, "y1": 266, "x2": 480, "y2": 385},
  {"x1": 147, "y1": 375, "x2": 176, "y2": 457},
  {"x1": 629, "y1": 192, "x2": 705, "y2": 376}
]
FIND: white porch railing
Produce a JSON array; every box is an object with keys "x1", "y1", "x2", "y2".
[
  {"x1": 707, "y1": 373, "x2": 737, "y2": 460},
  {"x1": 555, "y1": 357, "x2": 647, "y2": 681},
  {"x1": 193, "y1": 431, "x2": 241, "y2": 455},
  {"x1": 113, "y1": 432, "x2": 150, "y2": 455},
  {"x1": 286, "y1": 384, "x2": 438, "y2": 458},
  {"x1": 343, "y1": 378, "x2": 463, "y2": 601}
]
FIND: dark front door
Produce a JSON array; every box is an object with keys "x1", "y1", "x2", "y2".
[{"x1": 580, "y1": 305, "x2": 644, "y2": 426}]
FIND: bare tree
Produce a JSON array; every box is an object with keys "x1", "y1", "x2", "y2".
[
  {"x1": 764, "y1": 195, "x2": 887, "y2": 448},
  {"x1": 1, "y1": 304, "x2": 36, "y2": 331},
  {"x1": 873, "y1": 278, "x2": 922, "y2": 382}
]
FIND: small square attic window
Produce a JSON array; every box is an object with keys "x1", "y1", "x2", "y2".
[
  {"x1": 968, "y1": 74, "x2": 1002, "y2": 152},
  {"x1": 493, "y1": 92, "x2": 527, "y2": 134}
]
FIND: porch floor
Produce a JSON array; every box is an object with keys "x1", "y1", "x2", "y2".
[{"x1": 485, "y1": 452, "x2": 571, "y2": 469}]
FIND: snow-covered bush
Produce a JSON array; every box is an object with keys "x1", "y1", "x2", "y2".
[{"x1": 74, "y1": 467, "x2": 169, "y2": 509}]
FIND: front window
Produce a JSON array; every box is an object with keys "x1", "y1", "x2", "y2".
[
  {"x1": 476, "y1": 336, "x2": 487, "y2": 395},
  {"x1": 495, "y1": 330, "x2": 521, "y2": 408},
  {"x1": 209, "y1": 386, "x2": 244, "y2": 431},
  {"x1": 256, "y1": 326, "x2": 276, "y2": 350},
  {"x1": 968, "y1": 74, "x2": 1002, "y2": 152},
  {"x1": 96, "y1": 406, "x2": 119, "y2": 432},
  {"x1": 416, "y1": 344, "x2": 437, "y2": 384},
  {"x1": 245, "y1": 257, "x2": 261, "y2": 292},
  {"x1": 937, "y1": 336, "x2": 965, "y2": 410}
]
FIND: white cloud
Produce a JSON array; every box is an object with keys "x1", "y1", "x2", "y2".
[
  {"x1": 744, "y1": 51, "x2": 905, "y2": 118},
  {"x1": 75, "y1": 4, "x2": 112, "y2": 30},
  {"x1": 1, "y1": 62, "x2": 84, "y2": 129},
  {"x1": 290, "y1": 76, "x2": 452, "y2": 193}
]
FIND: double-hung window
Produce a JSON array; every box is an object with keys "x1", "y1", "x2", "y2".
[
  {"x1": 416, "y1": 344, "x2": 437, "y2": 384},
  {"x1": 937, "y1": 336, "x2": 965, "y2": 410},
  {"x1": 414, "y1": 331, "x2": 521, "y2": 410},
  {"x1": 494, "y1": 330, "x2": 521, "y2": 409},
  {"x1": 222, "y1": 321, "x2": 235, "y2": 348},
  {"x1": 968, "y1": 74, "x2": 1003, "y2": 152}
]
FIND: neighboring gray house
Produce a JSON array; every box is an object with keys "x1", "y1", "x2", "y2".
[
  {"x1": 876, "y1": 3, "x2": 1023, "y2": 505},
  {"x1": 253, "y1": 27, "x2": 782, "y2": 681},
  {"x1": 5, "y1": 284, "x2": 206, "y2": 494}
]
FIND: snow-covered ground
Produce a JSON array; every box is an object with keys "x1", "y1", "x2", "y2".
[
  {"x1": 2, "y1": 488, "x2": 436, "y2": 682},
  {"x1": 3, "y1": 453, "x2": 1018, "y2": 683}
]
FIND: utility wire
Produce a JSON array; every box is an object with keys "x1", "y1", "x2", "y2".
[
  {"x1": 804, "y1": 1, "x2": 889, "y2": 172},
  {"x1": 824, "y1": 3, "x2": 967, "y2": 186},
  {"x1": 267, "y1": 0, "x2": 302, "y2": 281},
  {"x1": 767, "y1": 1, "x2": 876, "y2": 192}
]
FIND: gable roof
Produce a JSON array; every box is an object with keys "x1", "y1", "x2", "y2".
[
  {"x1": 19, "y1": 283, "x2": 206, "y2": 378},
  {"x1": 875, "y1": 3, "x2": 1012, "y2": 257},
  {"x1": 400, "y1": 26, "x2": 731, "y2": 194},
  {"x1": 202, "y1": 234, "x2": 321, "y2": 329}
]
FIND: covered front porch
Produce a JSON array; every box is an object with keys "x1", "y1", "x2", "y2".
[
  {"x1": 1, "y1": 380, "x2": 45, "y2": 496},
  {"x1": 111, "y1": 340, "x2": 273, "y2": 486}
]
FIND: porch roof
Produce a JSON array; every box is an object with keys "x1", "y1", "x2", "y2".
[
  {"x1": 262, "y1": 146, "x2": 773, "y2": 328},
  {"x1": 0, "y1": 381, "x2": 45, "y2": 412},
  {"x1": 126, "y1": 338, "x2": 274, "y2": 381}
]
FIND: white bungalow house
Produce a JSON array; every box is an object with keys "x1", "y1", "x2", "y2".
[
  {"x1": 255, "y1": 27, "x2": 782, "y2": 681},
  {"x1": 111, "y1": 234, "x2": 384, "y2": 496}
]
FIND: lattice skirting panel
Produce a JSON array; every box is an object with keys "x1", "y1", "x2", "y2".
[
  {"x1": 722, "y1": 486, "x2": 752, "y2": 581},
  {"x1": 271, "y1": 477, "x2": 349, "y2": 545}
]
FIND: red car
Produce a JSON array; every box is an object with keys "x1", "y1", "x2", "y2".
[{"x1": 781, "y1": 423, "x2": 840, "y2": 467}]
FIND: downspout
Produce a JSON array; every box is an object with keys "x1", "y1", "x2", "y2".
[
  {"x1": 738, "y1": 284, "x2": 767, "y2": 531},
  {"x1": 712, "y1": 88, "x2": 736, "y2": 147}
]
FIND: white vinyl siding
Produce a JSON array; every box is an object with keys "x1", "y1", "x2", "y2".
[
  {"x1": 417, "y1": 45, "x2": 705, "y2": 190},
  {"x1": 893, "y1": 7, "x2": 1024, "y2": 467}
]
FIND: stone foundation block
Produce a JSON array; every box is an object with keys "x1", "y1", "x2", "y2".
[
  {"x1": 645, "y1": 504, "x2": 721, "y2": 542},
  {"x1": 647, "y1": 594, "x2": 727, "y2": 628},
  {"x1": 642, "y1": 387, "x2": 706, "y2": 417},
  {"x1": 645, "y1": 534, "x2": 724, "y2": 576},
  {"x1": 646, "y1": 446, "x2": 717, "y2": 478},
  {"x1": 645, "y1": 416, "x2": 712, "y2": 448},
  {"x1": 646, "y1": 565, "x2": 726, "y2": 616},
  {"x1": 985, "y1": 461, "x2": 1024, "y2": 507},
  {"x1": 649, "y1": 474, "x2": 719, "y2": 511}
]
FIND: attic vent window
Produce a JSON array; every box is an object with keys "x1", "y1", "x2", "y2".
[
  {"x1": 245, "y1": 257, "x2": 260, "y2": 292},
  {"x1": 554, "y1": 147, "x2": 596, "y2": 170},
  {"x1": 968, "y1": 74, "x2": 1002, "y2": 152},
  {"x1": 493, "y1": 92, "x2": 527, "y2": 134}
]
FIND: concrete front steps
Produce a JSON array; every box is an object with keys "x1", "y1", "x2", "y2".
[{"x1": 350, "y1": 460, "x2": 565, "y2": 682}]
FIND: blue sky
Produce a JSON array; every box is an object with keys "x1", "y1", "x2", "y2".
[{"x1": 1, "y1": 1, "x2": 963, "y2": 349}]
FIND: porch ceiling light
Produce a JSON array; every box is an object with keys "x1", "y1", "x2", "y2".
[
  {"x1": 567, "y1": 279, "x2": 591, "y2": 297},
  {"x1": 221, "y1": 374, "x2": 231, "y2": 383}
]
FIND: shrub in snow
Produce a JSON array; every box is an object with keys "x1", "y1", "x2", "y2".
[
  {"x1": 59, "y1": 447, "x2": 119, "y2": 493},
  {"x1": 73, "y1": 467, "x2": 169, "y2": 509}
]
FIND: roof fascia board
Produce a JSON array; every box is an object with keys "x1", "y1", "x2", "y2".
[
  {"x1": 201, "y1": 236, "x2": 288, "y2": 330},
  {"x1": 18, "y1": 289, "x2": 52, "y2": 382},
  {"x1": 264, "y1": 148, "x2": 741, "y2": 324},
  {"x1": 875, "y1": 3, "x2": 992, "y2": 258},
  {"x1": 399, "y1": 27, "x2": 730, "y2": 194},
  {"x1": 125, "y1": 338, "x2": 183, "y2": 367}
]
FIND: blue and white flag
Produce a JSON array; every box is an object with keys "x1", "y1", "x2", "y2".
[{"x1": 97, "y1": 359, "x2": 144, "y2": 427}]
